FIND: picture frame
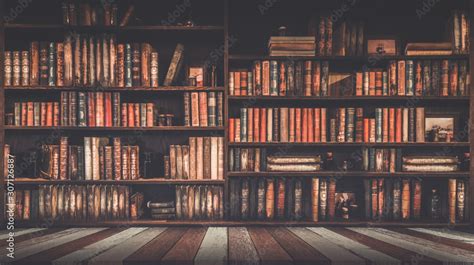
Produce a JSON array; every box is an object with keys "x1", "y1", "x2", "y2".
[
  {"x1": 366, "y1": 36, "x2": 399, "y2": 56},
  {"x1": 425, "y1": 113, "x2": 457, "y2": 142}
]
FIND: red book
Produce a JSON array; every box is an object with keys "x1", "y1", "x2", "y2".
[
  {"x1": 46, "y1": 102, "x2": 53, "y2": 126},
  {"x1": 375, "y1": 71, "x2": 383, "y2": 96},
  {"x1": 53, "y1": 102, "x2": 59, "y2": 126},
  {"x1": 27, "y1": 102, "x2": 34, "y2": 126},
  {"x1": 369, "y1": 71, "x2": 376, "y2": 95},
  {"x1": 389, "y1": 108, "x2": 395, "y2": 142},
  {"x1": 289, "y1": 108, "x2": 295, "y2": 142},
  {"x1": 229, "y1": 118, "x2": 235, "y2": 142},
  {"x1": 314, "y1": 108, "x2": 320, "y2": 142},
  {"x1": 134, "y1": 103, "x2": 140, "y2": 127},
  {"x1": 363, "y1": 118, "x2": 370, "y2": 142},
  {"x1": 302, "y1": 108, "x2": 308, "y2": 142},
  {"x1": 307, "y1": 108, "x2": 314, "y2": 142},
  {"x1": 397, "y1": 61, "x2": 406, "y2": 95},
  {"x1": 254, "y1": 108, "x2": 260, "y2": 142},
  {"x1": 247, "y1": 107, "x2": 254, "y2": 142},
  {"x1": 146, "y1": 103, "x2": 154, "y2": 127},
  {"x1": 128, "y1": 103, "x2": 135, "y2": 127},
  {"x1": 320, "y1": 108, "x2": 327, "y2": 142},
  {"x1": 395, "y1": 108, "x2": 402, "y2": 143},
  {"x1": 121, "y1": 103, "x2": 128, "y2": 127},
  {"x1": 95, "y1": 92, "x2": 104, "y2": 127},
  {"x1": 260, "y1": 108, "x2": 267, "y2": 142},
  {"x1": 241, "y1": 71, "x2": 248, "y2": 96},
  {"x1": 88, "y1": 92, "x2": 96, "y2": 127},
  {"x1": 295, "y1": 108, "x2": 302, "y2": 142},
  {"x1": 234, "y1": 72, "x2": 241, "y2": 96},
  {"x1": 105, "y1": 93, "x2": 113, "y2": 127},
  {"x1": 312, "y1": 61, "x2": 321, "y2": 96},
  {"x1": 355, "y1": 72, "x2": 363, "y2": 96},
  {"x1": 40, "y1": 102, "x2": 47, "y2": 126}
]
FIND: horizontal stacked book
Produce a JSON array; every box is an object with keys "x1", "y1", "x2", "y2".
[
  {"x1": 147, "y1": 201, "x2": 176, "y2": 220},
  {"x1": 268, "y1": 36, "x2": 315, "y2": 57},
  {"x1": 39, "y1": 137, "x2": 140, "y2": 180},
  {"x1": 164, "y1": 137, "x2": 224, "y2": 180},
  {"x1": 175, "y1": 185, "x2": 223, "y2": 220},
  {"x1": 229, "y1": 107, "x2": 426, "y2": 143},
  {"x1": 402, "y1": 156, "x2": 459, "y2": 172},
  {"x1": 3, "y1": 36, "x2": 159, "y2": 88},
  {"x1": 183, "y1": 92, "x2": 224, "y2": 127},
  {"x1": 266, "y1": 155, "x2": 322, "y2": 172},
  {"x1": 14, "y1": 185, "x2": 130, "y2": 221}
]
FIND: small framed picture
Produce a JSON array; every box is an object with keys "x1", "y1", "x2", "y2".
[
  {"x1": 188, "y1": 66, "x2": 204, "y2": 87},
  {"x1": 366, "y1": 36, "x2": 398, "y2": 56},
  {"x1": 425, "y1": 114, "x2": 456, "y2": 142}
]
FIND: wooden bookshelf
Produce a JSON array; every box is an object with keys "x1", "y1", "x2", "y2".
[{"x1": 0, "y1": 0, "x2": 472, "y2": 228}]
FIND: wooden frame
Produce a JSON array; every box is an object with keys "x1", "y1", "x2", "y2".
[{"x1": 0, "y1": 0, "x2": 472, "y2": 228}]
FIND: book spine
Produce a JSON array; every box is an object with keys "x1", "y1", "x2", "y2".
[{"x1": 12, "y1": 51, "x2": 20, "y2": 86}]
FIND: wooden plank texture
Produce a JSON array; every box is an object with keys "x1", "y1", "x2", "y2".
[
  {"x1": 247, "y1": 227, "x2": 293, "y2": 265},
  {"x1": 194, "y1": 227, "x2": 228, "y2": 265},
  {"x1": 160, "y1": 227, "x2": 207, "y2": 265},
  {"x1": 228, "y1": 227, "x2": 260, "y2": 265}
]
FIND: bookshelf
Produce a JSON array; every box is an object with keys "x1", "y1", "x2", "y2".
[{"x1": 0, "y1": 0, "x2": 473, "y2": 227}]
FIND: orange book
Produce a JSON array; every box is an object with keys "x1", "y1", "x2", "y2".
[
  {"x1": 312, "y1": 61, "x2": 321, "y2": 96},
  {"x1": 229, "y1": 118, "x2": 235, "y2": 142},
  {"x1": 134, "y1": 103, "x2": 140, "y2": 127},
  {"x1": 371, "y1": 180, "x2": 378, "y2": 218},
  {"x1": 304, "y1": 61, "x2": 312, "y2": 96},
  {"x1": 289, "y1": 108, "x2": 295, "y2": 142},
  {"x1": 389, "y1": 108, "x2": 395, "y2": 142},
  {"x1": 235, "y1": 119, "x2": 241, "y2": 142},
  {"x1": 27, "y1": 102, "x2": 34, "y2": 126},
  {"x1": 247, "y1": 108, "x2": 253, "y2": 142},
  {"x1": 402, "y1": 179, "x2": 410, "y2": 220},
  {"x1": 198, "y1": 92, "x2": 208, "y2": 127},
  {"x1": 46, "y1": 102, "x2": 53, "y2": 126},
  {"x1": 279, "y1": 62, "x2": 287, "y2": 96},
  {"x1": 105, "y1": 93, "x2": 113, "y2": 127},
  {"x1": 121, "y1": 103, "x2": 128, "y2": 127},
  {"x1": 88, "y1": 92, "x2": 96, "y2": 127},
  {"x1": 369, "y1": 71, "x2": 376, "y2": 95},
  {"x1": 307, "y1": 108, "x2": 314, "y2": 142},
  {"x1": 395, "y1": 108, "x2": 402, "y2": 143},
  {"x1": 320, "y1": 108, "x2": 327, "y2": 142},
  {"x1": 382, "y1": 108, "x2": 388, "y2": 142},
  {"x1": 254, "y1": 108, "x2": 260, "y2": 142},
  {"x1": 234, "y1": 72, "x2": 241, "y2": 96},
  {"x1": 53, "y1": 102, "x2": 59, "y2": 126},
  {"x1": 295, "y1": 108, "x2": 302, "y2": 142},
  {"x1": 128, "y1": 103, "x2": 135, "y2": 127},
  {"x1": 397, "y1": 60, "x2": 406, "y2": 95},
  {"x1": 260, "y1": 108, "x2": 266, "y2": 142},
  {"x1": 450, "y1": 62, "x2": 458, "y2": 96},
  {"x1": 262, "y1": 61, "x2": 270, "y2": 96},
  {"x1": 375, "y1": 71, "x2": 383, "y2": 95},
  {"x1": 40, "y1": 102, "x2": 47, "y2": 126},
  {"x1": 363, "y1": 118, "x2": 370, "y2": 142},
  {"x1": 314, "y1": 108, "x2": 321, "y2": 142},
  {"x1": 241, "y1": 71, "x2": 248, "y2": 96},
  {"x1": 146, "y1": 103, "x2": 154, "y2": 127},
  {"x1": 355, "y1": 72, "x2": 363, "y2": 96},
  {"x1": 302, "y1": 108, "x2": 308, "y2": 142}
]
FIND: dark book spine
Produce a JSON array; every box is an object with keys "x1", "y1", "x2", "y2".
[
  {"x1": 270, "y1": 60, "x2": 278, "y2": 96},
  {"x1": 208, "y1": 92, "x2": 216, "y2": 127},
  {"x1": 39, "y1": 42, "x2": 49, "y2": 86},
  {"x1": 125, "y1": 44, "x2": 133, "y2": 87},
  {"x1": 423, "y1": 60, "x2": 431, "y2": 95},
  {"x1": 78, "y1": 92, "x2": 87, "y2": 126},
  {"x1": 48, "y1": 42, "x2": 56, "y2": 86},
  {"x1": 321, "y1": 61, "x2": 329, "y2": 96},
  {"x1": 217, "y1": 92, "x2": 224, "y2": 126}
]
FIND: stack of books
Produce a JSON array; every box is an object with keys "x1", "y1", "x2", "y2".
[
  {"x1": 148, "y1": 201, "x2": 175, "y2": 220},
  {"x1": 268, "y1": 36, "x2": 315, "y2": 57},
  {"x1": 405, "y1": 42, "x2": 453, "y2": 56},
  {"x1": 402, "y1": 156, "x2": 459, "y2": 172},
  {"x1": 266, "y1": 155, "x2": 322, "y2": 172}
]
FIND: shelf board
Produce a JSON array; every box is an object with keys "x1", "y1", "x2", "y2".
[
  {"x1": 15, "y1": 219, "x2": 471, "y2": 227},
  {"x1": 13, "y1": 178, "x2": 225, "y2": 185},
  {"x1": 4, "y1": 24, "x2": 224, "y2": 31},
  {"x1": 4, "y1": 86, "x2": 224, "y2": 92},
  {"x1": 228, "y1": 142, "x2": 470, "y2": 147},
  {"x1": 229, "y1": 54, "x2": 470, "y2": 61},
  {"x1": 4, "y1": 126, "x2": 225, "y2": 131},
  {"x1": 228, "y1": 95, "x2": 469, "y2": 102},
  {"x1": 227, "y1": 171, "x2": 470, "y2": 178}
]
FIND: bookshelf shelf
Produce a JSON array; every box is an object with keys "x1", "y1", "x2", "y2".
[
  {"x1": 228, "y1": 142, "x2": 470, "y2": 147},
  {"x1": 227, "y1": 96, "x2": 470, "y2": 103},
  {"x1": 4, "y1": 24, "x2": 224, "y2": 32},
  {"x1": 228, "y1": 54, "x2": 471, "y2": 61},
  {"x1": 4, "y1": 86, "x2": 225, "y2": 92},
  {"x1": 13, "y1": 178, "x2": 225, "y2": 185},
  {"x1": 226, "y1": 171, "x2": 470, "y2": 178},
  {"x1": 4, "y1": 126, "x2": 225, "y2": 131}
]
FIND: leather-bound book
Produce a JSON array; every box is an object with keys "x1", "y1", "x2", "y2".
[
  {"x1": 30, "y1": 41, "x2": 39, "y2": 86},
  {"x1": 12, "y1": 51, "x2": 21, "y2": 86},
  {"x1": 327, "y1": 178, "x2": 336, "y2": 220},
  {"x1": 26, "y1": 102, "x2": 34, "y2": 126},
  {"x1": 196, "y1": 137, "x2": 204, "y2": 179},
  {"x1": 191, "y1": 92, "x2": 200, "y2": 126},
  {"x1": 414, "y1": 61, "x2": 423, "y2": 96},
  {"x1": 269, "y1": 61, "x2": 278, "y2": 95},
  {"x1": 95, "y1": 92, "x2": 104, "y2": 127},
  {"x1": 175, "y1": 145, "x2": 183, "y2": 179},
  {"x1": 371, "y1": 179, "x2": 378, "y2": 219},
  {"x1": 325, "y1": 17, "x2": 333, "y2": 54},
  {"x1": 440, "y1": 60, "x2": 450, "y2": 96},
  {"x1": 217, "y1": 138, "x2": 224, "y2": 180},
  {"x1": 169, "y1": 145, "x2": 177, "y2": 179},
  {"x1": 146, "y1": 103, "x2": 154, "y2": 127},
  {"x1": 117, "y1": 44, "x2": 125, "y2": 87},
  {"x1": 199, "y1": 92, "x2": 209, "y2": 127},
  {"x1": 430, "y1": 60, "x2": 440, "y2": 96},
  {"x1": 189, "y1": 137, "x2": 197, "y2": 179},
  {"x1": 141, "y1": 43, "x2": 151, "y2": 87},
  {"x1": 131, "y1": 43, "x2": 141, "y2": 87},
  {"x1": 127, "y1": 103, "x2": 135, "y2": 127},
  {"x1": 412, "y1": 180, "x2": 422, "y2": 220},
  {"x1": 423, "y1": 60, "x2": 431, "y2": 95},
  {"x1": 104, "y1": 93, "x2": 112, "y2": 127},
  {"x1": 307, "y1": 108, "x2": 314, "y2": 142},
  {"x1": 84, "y1": 138, "x2": 92, "y2": 180},
  {"x1": 448, "y1": 179, "x2": 457, "y2": 223},
  {"x1": 252, "y1": 108, "x2": 260, "y2": 142},
  {"x1": 294, "y1": 179, "x2": 303, "y2": 220},
  {"x1": 203, "y1": 137, "x2": 212, "y2": 179},
  {"x1": 78, "y1": 92, "x2": 87, "y2": 126},
  {"x1": 130, "y1": 146, "x2": 139, "y2": 180},
  {"x1": 217, "y1": 92, "x2": 224, "y2": 126},
  {"x1": 302, "y1": 108, "x2": 308, "y2": 142},
  {"x1": 113, "y1": 93, "x2": 121, "y2": 127},
  {"x1": 151, "y1": 52, "x2": 159, "y2": 87},
  {"x1": 241, "y1": 179, "x2": 250, "y2": 220},
  {"x1": 4, "y1": 51, "x2": 12, "y2": 86},
  {"x1": 54, "y1": 43, "x2": 64, "y2": 87},
  {"x1": 279, "y1": 107, "x2": 289, "y2": 142},
  {"x1": 164, "y1": 43, "x2": 184, "y2": 86},
  {"x1": 73, "y1": 35, "x2": 81, "y2": 86},
  {"x1": 320, "y1": 108, "x2": 327, "y2": 142},
  {"x1": 88, "y1": 92, "x2": 96, "y2": 127},
  {"x1": 415, "y1": 108, "x2": 425, "y2": 142},
  {"x1": 317, "y1": 16, "x2": 326, "y2": 55},
  {"x1": 397, "y1": 60, "x2": 406, "y2": 95},
  {"x1": 120, "y1": 103, "x2": 127, "y2": 127},
  {"x1": 319, "y1": 179, "x2": 327, "y2": 220},
  {"x1": 101, "y1": 35, "x2": 110, "y2": 86},
  {"x1": 266, "y1": 179, "x2": 275, "y2": 219},
  {"x1": 39, "y1": 42, "x2": 49, "y2": 86},
  {"x1": 377, "y1": 179, "x2": 384, "y2": 219},
  {"x1": 278, "y1": 61, "x2": 287, "y2": 96},
  {"x1": 253, "y1": 61, "x2": 262, "y2": 95},
  {"x1": 395, "y1": 108, "x2": 402, "y2": 143},
  {"x1": 401, "y1": 179, "x2": 410, "y2": 220},
  {"x1": 183, "y1": 92, "x2": 191, "y2": 126},
  {"x1": 289, "y1": 108, "x2": 296, "y2": 142},
  {"x1": 257, "y1": 179, "x2": 266, "y2": 219},
  {"x1": 457, "y1": 180, "x2": 465, "y2": 222},
  {"x1": 88, "y1": 35, "x2": 95, "y2": 86},
  {"x1": 59, "y1": 137, "x2": 69, "y2": 180},
  {"x1": 262, "y1": 60, "x2": 270, "y2": 95},
  {"x1": 260, "y1": 108, "x2": 267, "y2": 142},
  {"x1": 314, "y1": 108, "x2": 321, "y2": 142},
  {"x1": 276, "y1": 178, "x2": 285, "y2": 219}
]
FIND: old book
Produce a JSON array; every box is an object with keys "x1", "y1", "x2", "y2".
[
  {"x1": 12, "y1": 51, "x2": 21, "y2": 86},
  {"x1": 196, "y1": 138, "x2": 204, "y2": 179},
  {"x1": 412, "y1": 180, "x2": 422, "y2": 220},
  {"x1": 164, "y1": 43, "x2": 184, "y2": 86},
  {"x1": 125, "y1": 44, "x2": 132, "y2": 87},
  {"x1": 199, "y1": 92, "x2": 208, "y2": 127},
  {"x1": 59, "y1": 137, "x2": 69, "y2": 180},
  {"x1": 401, "y1": 179, "x2": 410, "y2": 220},
  {"x1": 241, "y1": 179, "x2": 250, "y2": 219},
  {"x1": 4, "y1": 51, "x2": 12, "y2": 86},
  {"x1": 191, "y1": 92, "x2": 200, "y2": 126},
  {"x1": 448, "y1": 179, "x2": 456, "y2": 223},
  {"x1": 262, "y1": 60, "x2": 270, "y2": 95},
  {"x1": 311, "y1": 178, "x2": 319, "y2": 222},
  {"x1": 217, "y1": 138, "x2": 224, "y2": 180},
  {"x1": 266, "y1": 179, "x2": 275, "y2": 219},
  {"x1": 319, "y1": 179, "x2": 327, "y2": 220},
  {"x1": 415, "y1": 108, "x2": 425, "y2": 142},
  {"x1": 131, "y1": 43, "x2": 141, "y2": 87},
  {"x1": 203, "y1": 137, "x2": 211, "y2": 179},
  {"x1": 457, "y1": 180, "x2": 465, "y2": 222},
  {"x1": 22, "y1": 51, "x2": 30, "y2": 86},
  {"x1": 141, "y1": 43, "x2": 151, "y2": 87}
]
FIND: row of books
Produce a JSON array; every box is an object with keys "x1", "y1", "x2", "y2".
[
  {"x1": 228, "y1": 148, "x2": 267, "y2": 172},
  {"x1": 164, "y1": 137, "x2": 224, "y2": 180},
  {"x1": 229, "y1": 61, "x2": 329, "y2": 96},
  {"x1": 62, "y1": 1, "x2": 119, "y2": 26},
  {"x1": 451, "y1": 10, "x2": 470, "y2": 54},
  {"x1": 13, "y1": 92, "x2": 156, "y2": 127},
  {"x1": 229, "y1": 107, "x2": 426, "y2": 143},
  {"x1": 175, "y1": 185, "x2": 223, "y2": 220},
  {"x1": 267, "y1": 36, "x2": 315, "y2": 57},
  {"x1": 39, "y1": 137, "x2": 140, "y2": 180},
  {"x1": 364, "y1": 178, "x2": 465, "y2": 223},
  {"x1": 362, "y1": 148, "x2": 402, "y2": 173},
  {"x1": 183, "y1": 92, "x2": 224, "y2": 127},
  {"x1": 307, "y1": 16, "x2": 365, "y2": 56},
  {"x1": 147, "y1": 201, "x2": 175, "y2": 220},
  {"x1": 402, "y1": 156, "x2": 459, "y2": 172},
  {"x1": 229, "y1": 177, "x2": 341, "y2": 221},
  {"x1": 12, "y1": 185, "x2": 130, "y2": 221},
  {"x1": 4, "y1": 37, "x2": 159, "y2": 88}
]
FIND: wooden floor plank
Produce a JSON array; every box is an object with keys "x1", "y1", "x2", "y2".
[
  {"x1": 14, "y1": 228, "x2": 125, "y2": 265},
  {"x1": 123, "y1": 227, "x2": 188, "y2": 265},
  {"x1": 393, "y1": 228, "x2": 474, "y2": 252},
  {"x1": 228, "y1": 227, "x2": 260, "y2": 265},
  {"x1": 410, "y1": 228, "x2": 474, "y2": 244},
  {"x1": 247, "y1": 227, "x2": 293, "y2": 265},
  {"x1": 350, "y1": 228, "x2": 473, "y2": 264},
  {"x1": 51, "y1": 228, "x2": 147, "y2": 265},
  {"x1": 194, "y1": 227, "x2": 228, "y2": 265},
  {"x1": 266, "y1": 227, "x2": 330, "y2": 265},
  {"x1": 0, "y1": 228, "x2": 64, "y2": 248},
  {"x1": 0, "y1": 228, "x2": 46, "y2": 240},
  {"x1": 289, "y1": 227, "x2": 365, "y2": 265},
  {"x1": 311, "y1": 228, "x2": 400, "y2": 265},
  {"x1": 160, "y1": 227, "x2": 208, "y2": 265},
  {"x1": 329, "y1": 228, "x2": 440, "y2": 265},
  {"x1": 0, "y1": 228, "x2": 106, "y2": 263},
  {"x1": 88, "y1": 228, "x2": 166, "y2": 265},
  {"x1": 420, "y1": 228, "x2": 474, "y2": 241}
]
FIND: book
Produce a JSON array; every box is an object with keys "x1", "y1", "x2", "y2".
[{"x1": 164, "y1": 43, "x2": 184, "y2": 86}]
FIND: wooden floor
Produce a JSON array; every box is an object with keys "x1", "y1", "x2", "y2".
[{"x1": 1, "y1": 227, "x2": 474, "y2": 265}]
